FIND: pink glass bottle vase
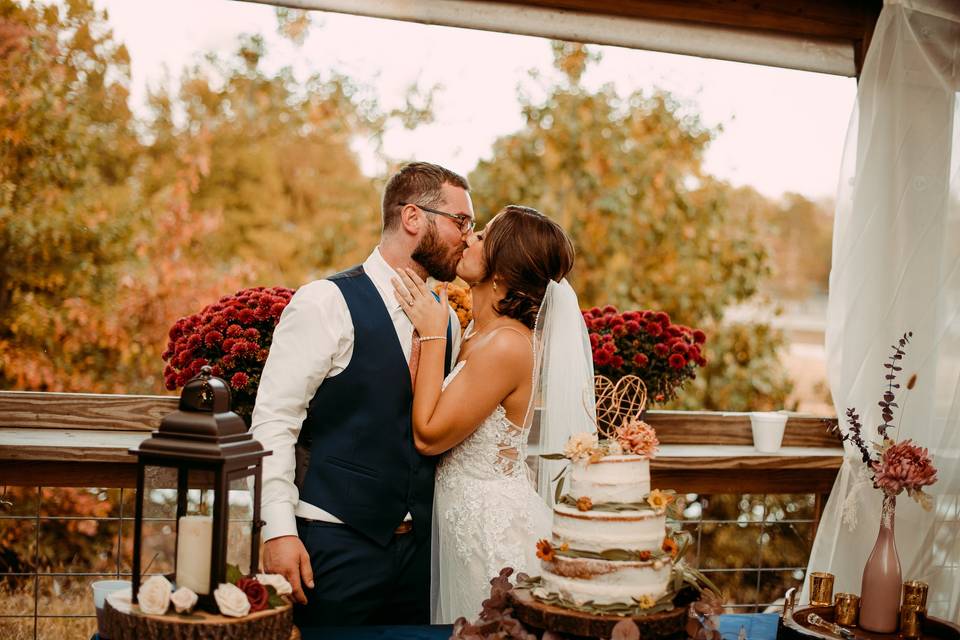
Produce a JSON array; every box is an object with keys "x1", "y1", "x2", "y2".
[{"x1": 859, "y1": 494, "x2": 902, "y2": 633}]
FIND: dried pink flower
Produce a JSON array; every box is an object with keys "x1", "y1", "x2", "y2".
[
  {"x1": 615, "y1": 418, "x2": 659, "y2": 458},
  {"x1": 871, "y1": 439, "x2": 938, "y2": 496}
]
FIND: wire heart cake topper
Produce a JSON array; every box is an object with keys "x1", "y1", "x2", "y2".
[{"x1": 593, "y1": 374, "x2": 648, "y2": 439}]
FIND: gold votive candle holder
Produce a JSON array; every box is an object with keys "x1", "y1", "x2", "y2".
[
  {"x1": 809, "y1": 572, "x2": 835, "y2": 607},
  {"x1": 834, "y1": 593, "x2": 859, "y2": 626},
  {"x1": 903, "y1": 581, "x2": 929, "y2": 609},
  {"x1": 900, "y1": 604, "x2": 925, "y2": 639}
]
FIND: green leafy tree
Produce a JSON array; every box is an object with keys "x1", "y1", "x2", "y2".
[{"x1": 469, "y1": 42, "x2": 792, "y2": 410}]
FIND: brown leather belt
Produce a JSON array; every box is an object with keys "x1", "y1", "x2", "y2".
[{"x1": 394, "y1": 521, "x2": 414, "y2": 535}]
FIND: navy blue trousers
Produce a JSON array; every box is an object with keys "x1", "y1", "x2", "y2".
[{"x1": 294, "y1": 518, "x2": 430, "y2": 627}]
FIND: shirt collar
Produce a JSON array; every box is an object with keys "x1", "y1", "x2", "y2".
[{"x1": 363, "y1": 246, "x2": 402, "y2": 312}]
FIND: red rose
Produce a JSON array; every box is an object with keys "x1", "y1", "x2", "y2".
[
  {"x1": 602, "y1": 305, "x2": 618, "y2": 314},
  {"x1": 693, "y1": 330, "x2": 707, "y2": 344},
  {"x1": 231, "y1": 372, "x2": 250, "y2": 389},
  {"x1": 624, "y1": 320, "x2": 641, "y2": 334},
  {"x1": 602, "y1": 342, "x2": 616, "y2": 355},
  {"x1": 226, "y1": 324, "x2": 243, "y2": 337},
  {"x1": 236, "y1": 577, "x2": 269, "y2": 613},
  {"x1": 645, "y1": 322, "x2": 663, "y2": 337},
  {"x1": 654, "y1": 343, "x2": 670, "y2": 357},
  {"x1": 204, "y1": 331, "x2": 224, "y2": 347},
  {"x1": 589, "y1": 333, "x2": 600, "y2": 348},
  {"x1": 669, "y1": 354, "x2": 687, "y2": 369},
  {"x1": 633, "y1": 353, "x2": 649, "y2": 367},
  {"x1": 654, "y1": 311, "x2": 670, "y2": 326},
  {"x1": 610, "y1": 356, "x2": 624, "y2": 368}
]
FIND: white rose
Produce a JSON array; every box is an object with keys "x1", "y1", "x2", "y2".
[
  {"x1": 170, "y1": 587, "x2": 198, "y2": 614},
  {"x1": 255, "y1": 573, "x2": 292, "y2": 596},
  {"x1": 564, "y1": 432, "x2": 599, "y2": 461},
  {"x1": 214, "y1": 582, "x2": 251, "y2": 618},
  {"x1": 138, "y1": 575, "x2": 172, "y2": 615}
]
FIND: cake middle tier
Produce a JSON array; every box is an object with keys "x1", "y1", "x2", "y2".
[
  {"x1": 552, "y1": 503, "x2": 666, "y2": 553},
  {"x1": 569, "y1": 455, "x2": 651, "y2": 503}
]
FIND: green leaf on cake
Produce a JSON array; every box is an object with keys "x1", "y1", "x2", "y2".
[
  {"x1": 540, "y1": 453, "x2": 568, "y2": 460},
  {"x1": 226, "y1": 563, "x2": 242, "y2": 585},
  {"x1": 554, "y1": 477, "x2": 565, "y2": 505}
]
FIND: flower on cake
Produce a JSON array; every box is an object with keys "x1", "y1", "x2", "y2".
[
  {"x1": 576, "y1": 496, "x2": 593, "y2": 511},
  {"x1": 615, "y1": 417, "x2": 659, "y2": 457},
  {"x1": 634, "y1": 594, "x2": 657, "y2": 609},
  {"x1": 535, "y1": 539, "x2": 556, "y2": 562},
  {"x1": 661, "y1": 537, "x2": 680, "y2": 559},
  {"x1": 170, "y1": 586, "x2": 198, "y2": 614},
  {"x1": 236, "y1": 577, "x2": 269, "y2": 613},
  {"x1": 256, "y1": 573, "x2": 292, "y2": 596},
  {"x1": 138, "y1": 575, "x2": 172, "y2": 615},
  {"x1": 215, "y1": 582, "x2": 251, "y2": 618},
  {"x1": 638, "y1": 550, "x2": 652, "y2": 561},
  {"x1": 647, "y1": 489, "x2": 673, "y2": 511},
  {"x1": 564, "y1": 432, "x2": 599, "y2": 461}
]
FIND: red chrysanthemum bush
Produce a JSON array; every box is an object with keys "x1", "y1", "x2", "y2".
[
  {"x1": 162, "y1": 287, "x2": 295, "y2": 421},
  {"x1": 582, "y1": 305, "x2": 707, "y2": 405}
]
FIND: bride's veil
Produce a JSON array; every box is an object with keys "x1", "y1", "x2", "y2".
[{"x1": 525, "y1": 278, "x2": 597, "y2": 505}]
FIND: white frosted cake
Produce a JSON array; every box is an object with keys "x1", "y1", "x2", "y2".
[{"x1": 532, "y1": 423, "x2": 684, "y2": 613}]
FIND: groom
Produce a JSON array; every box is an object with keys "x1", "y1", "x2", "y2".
[{"x1": 250, "y1": 162, "x2": 473, "y2": 626}]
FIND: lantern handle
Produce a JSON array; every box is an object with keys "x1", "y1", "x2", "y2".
[{"x1": 179, "y1": 365, "x2": 233, "y2": 414}]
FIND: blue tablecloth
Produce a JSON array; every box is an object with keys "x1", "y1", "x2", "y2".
[{"x1": 94, "y1": 613, "x2": 780, "y2": 640}]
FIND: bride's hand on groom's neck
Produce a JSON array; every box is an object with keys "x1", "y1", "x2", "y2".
[{"x1": 392, "y1": 268, "x2": 449, "y2": 336}]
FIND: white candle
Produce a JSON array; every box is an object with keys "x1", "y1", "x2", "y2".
[{"x1": 175, "y1": 515, "x2": 213, "y2": 595}]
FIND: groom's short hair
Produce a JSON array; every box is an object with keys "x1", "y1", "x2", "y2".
[{"x1": 382, "y1": 162, "x2": 470, "y2": 232}]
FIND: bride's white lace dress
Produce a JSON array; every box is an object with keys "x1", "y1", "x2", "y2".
[{"x1": 431, "y1": 360, "x2": 552, "y2": 623}]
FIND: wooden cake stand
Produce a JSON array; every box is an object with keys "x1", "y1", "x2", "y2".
[
  {"x1": 507, "y1": 587, "x2": 697, "y2": 639},
  {"x1": 102, "y1": 591, "x2": 299, "y2": 640}
]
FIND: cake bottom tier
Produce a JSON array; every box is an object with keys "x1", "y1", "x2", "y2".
[{"x1": 540, "y1": 555, "x2": 673, "y2": 606}]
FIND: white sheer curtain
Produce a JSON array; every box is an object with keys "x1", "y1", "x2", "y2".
[{"x1": 805, "y1": 0, "x2": 960, "y2": 621}]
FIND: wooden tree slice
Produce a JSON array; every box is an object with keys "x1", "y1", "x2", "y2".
[
  {"x1": 508, "y1": 587, "x2": 693, "y2": 639},
  {"x1": 102, "y1": 591, "x2": 297, "y2": 640}
]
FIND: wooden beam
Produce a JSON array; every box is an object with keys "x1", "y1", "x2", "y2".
[
  {"x1": 495, "y1": 0, "x2": 882, "y2": 43},
  {"x1": 0, "y1": 390, "x2": 175, "y2": 431}
]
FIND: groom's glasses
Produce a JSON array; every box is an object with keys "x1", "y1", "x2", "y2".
[{"x1": 400, "y1": 202, "x2": 475, "y2": 233}]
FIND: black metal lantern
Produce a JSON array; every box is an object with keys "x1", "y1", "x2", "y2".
[{"x1": 129, "y1": 366, "x2": 268, "y2": 608}]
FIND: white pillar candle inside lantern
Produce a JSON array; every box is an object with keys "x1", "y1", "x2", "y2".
[{"x1": 175, "y1": 515, "x2": 213, "y2": 594}]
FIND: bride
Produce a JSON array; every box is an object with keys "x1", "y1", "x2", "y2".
[{"x1": 391, "y1": 204, "x2": 596, "y2": 623}]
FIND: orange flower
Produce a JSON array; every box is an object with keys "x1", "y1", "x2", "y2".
[
  {"x1": 638, "y1": 550, "x2": 652, "y2": 561},
  {"x1": 615, "y1": 417, "x2": 659, "y2": 457},
  {"x1": 662, "y1": 538, "x2": 679, "y2": 558},
  {"x1": 560, "y1": 542, "x2": 570, "y2": 552},
  {"x1": 536, "y1": 539, "x2": 555, "y2": 562},
  {"x1": 576, "y1": 496, "x2": 593, "y2": 512},
  {"x1": 647, "y1": 489, "x2": 673, "y2": 511}
]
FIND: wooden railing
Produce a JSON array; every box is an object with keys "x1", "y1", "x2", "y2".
[{"x1": 0, "y1": 389, "x2": 843, "y2": 494}]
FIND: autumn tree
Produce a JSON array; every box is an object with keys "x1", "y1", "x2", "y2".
[
  {"x1": 469, "y1": 42, "x2": 792, "y2": 410},
  {"x1": 0, "y1": 0, "x2": 142, "y2": 391}
]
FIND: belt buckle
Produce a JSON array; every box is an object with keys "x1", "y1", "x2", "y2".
[{"x1": 394, "y1": 521, "x2": 413, "y2": 535}]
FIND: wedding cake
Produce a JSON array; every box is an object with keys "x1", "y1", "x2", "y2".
[{"x1": 532, "y1": 418, "x2": 685, "y2": 614}]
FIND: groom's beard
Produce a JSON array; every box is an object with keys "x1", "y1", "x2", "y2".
[{"x1": 412, "y1": 220, "x2": 461, "y2": 282}]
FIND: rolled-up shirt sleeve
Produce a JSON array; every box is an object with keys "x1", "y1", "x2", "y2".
[{"x1": 250, "y1": 280, "x2": 351, "y2": 541}]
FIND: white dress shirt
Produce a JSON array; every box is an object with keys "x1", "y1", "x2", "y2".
[{"x1": 250, "y1": 247, "x2": 462, "y2": 541}]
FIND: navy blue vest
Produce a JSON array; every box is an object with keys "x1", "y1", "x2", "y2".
[{"x1": 296, "y1": 266, "x2": 451, "y2": 546}]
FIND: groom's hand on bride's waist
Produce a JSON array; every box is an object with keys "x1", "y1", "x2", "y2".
[{"x1": 263, "y1": 535, "x2": 314, "y2": 605}]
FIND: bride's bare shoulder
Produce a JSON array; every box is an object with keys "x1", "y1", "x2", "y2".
[{"x1": 467, "y1": 324, "x2": 532, "y2": 372}]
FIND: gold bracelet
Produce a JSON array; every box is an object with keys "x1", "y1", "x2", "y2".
[{"x1": 418, "y1": 335, "x2": 447, "y2": 342}]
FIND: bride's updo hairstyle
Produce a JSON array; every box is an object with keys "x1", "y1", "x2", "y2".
[{"x1": 482, "y1": 205, "x2": 575, "y2": 329}]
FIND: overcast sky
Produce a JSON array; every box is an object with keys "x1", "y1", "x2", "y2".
[{"x1": 93, "y1": 0, "x2": 858, "y2": 201}]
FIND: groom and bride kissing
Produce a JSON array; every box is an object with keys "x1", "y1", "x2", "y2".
[{"x1": 250, "y1": 161, "x2": 596, "y2": 627}]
